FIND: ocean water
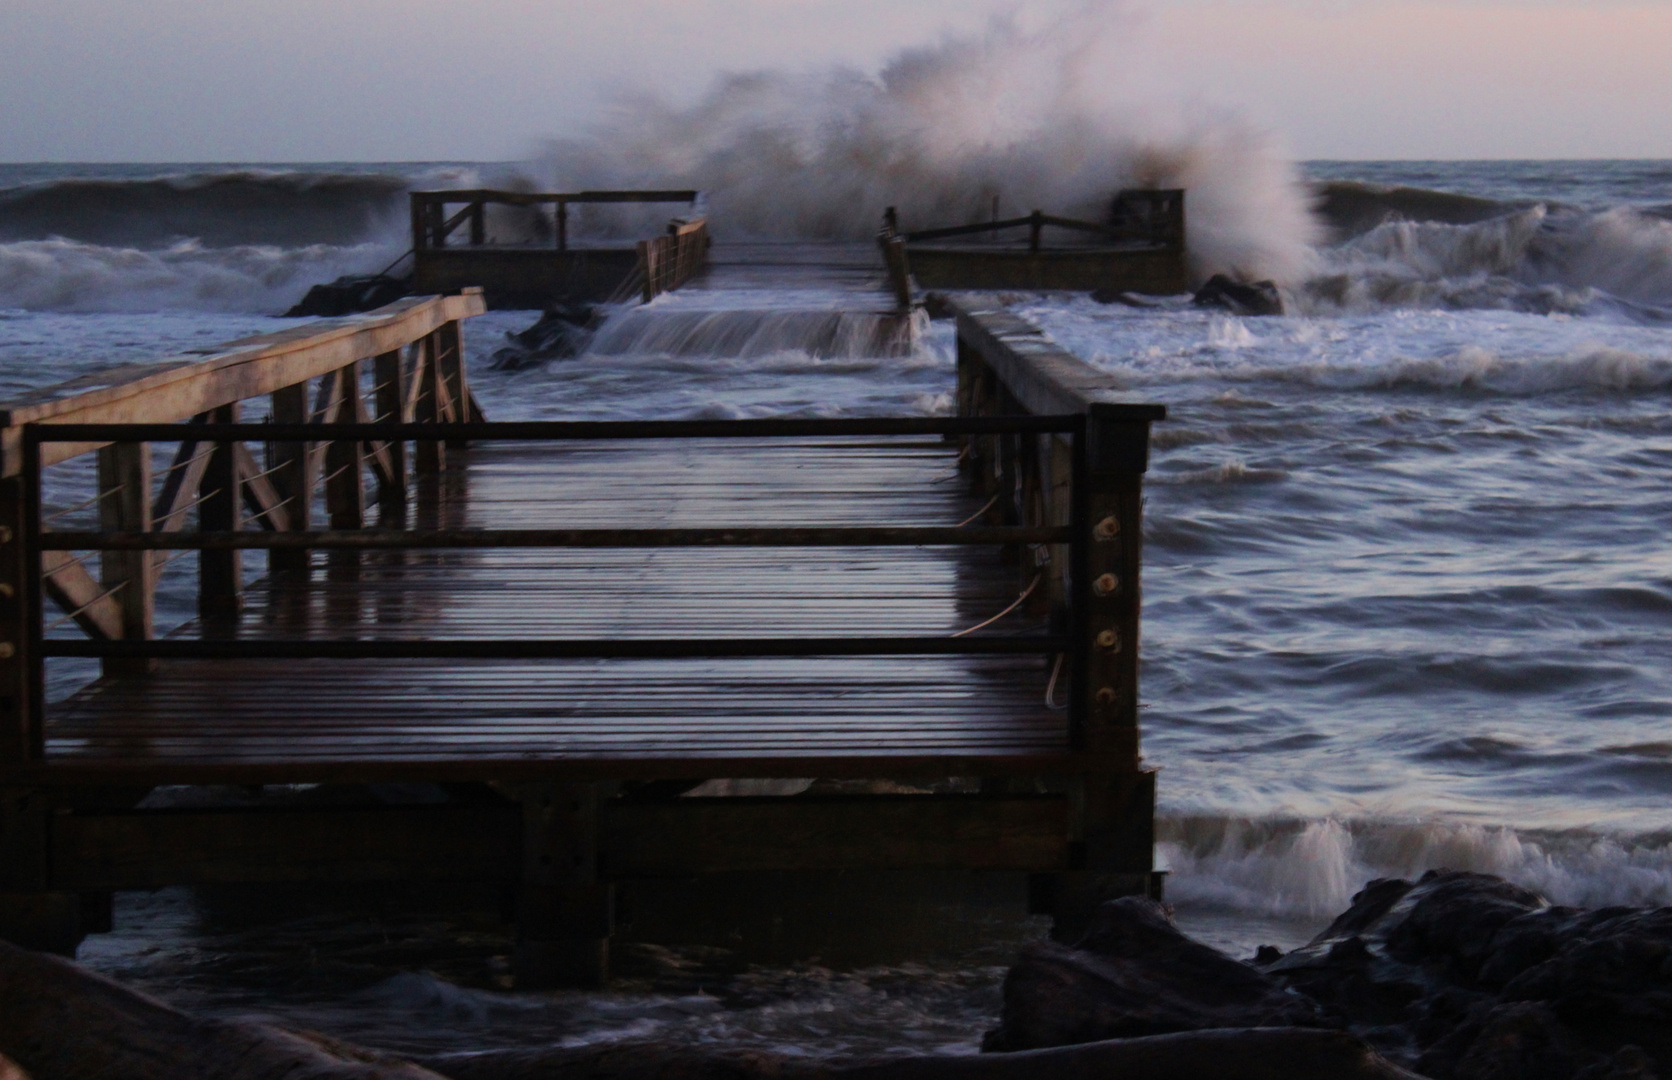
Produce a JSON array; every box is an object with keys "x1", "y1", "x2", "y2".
[{"x1": 6, "y1": 154, "x2": 1672, "y2": 1055}]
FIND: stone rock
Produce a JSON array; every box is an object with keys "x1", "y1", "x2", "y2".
[
  {"x1": 1192, "y1": 274, "x2": 1285, "y2": 316},
  {"x1": 0, "y1": 938, "x2": 443, "y2": 1080},
  {"x1": 285, "y1": 274, "x2": 412, "y2": 318},
  {"x1": 1265, "y1": 871, "x2": 1672, "y2": 1079},
  {"x1": 488, "y1": 303, "x2": 598, "y2": 370},
  {"x1": 982, "y1": 896, "x2": 1323, "y2": 1052}
]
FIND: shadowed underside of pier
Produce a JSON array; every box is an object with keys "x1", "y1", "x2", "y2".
[{"x1": 43, "y1": 437, "x2": 1066, "y2": 782}]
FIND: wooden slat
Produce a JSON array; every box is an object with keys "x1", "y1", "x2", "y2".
[
  {"x1": 232, "y1": 443, "x2": 290, "y2": 533},
  {"x1": 40, "y1": 551, "x2": 120, "y2": 641}
]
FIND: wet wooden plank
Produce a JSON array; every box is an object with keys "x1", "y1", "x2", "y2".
[{"x1": 36, "y1": 436, "x2": 1076, "y2": 782}]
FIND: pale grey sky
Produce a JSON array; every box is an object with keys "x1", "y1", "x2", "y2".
[{"x1": 1, "y1": 0, "x2": 1668, "y2": 162}]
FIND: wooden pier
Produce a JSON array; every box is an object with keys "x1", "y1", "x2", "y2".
[
  {"x1": 0, "y1": 283, "x2": 1165, "y2": 986},
  {"x1": 409, "y1": 189, "x2": 709, "y2": 308},
  {"x1": 881, "y1": 189, "x2": 1188, "y2": 296}
]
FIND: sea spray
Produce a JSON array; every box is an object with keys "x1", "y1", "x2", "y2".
[
  {"x1": 1159, "y1": 815, "x2": 1672, "y2": 919},
  {"x1": 537, "y1": 10, "x2": 1320, "y2": 285}
]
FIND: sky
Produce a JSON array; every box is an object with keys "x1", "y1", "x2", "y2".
[{"x1": 1, "y1": 0, "x2": 1669, "y2": 162}]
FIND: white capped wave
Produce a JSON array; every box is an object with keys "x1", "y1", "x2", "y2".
[
  {"x1": 1160, "y1": 815, "x2": 1672, "y2": 919},
  {"x1": 1303, "y1": 204, "x2": 1672, "y2": 315},
  {"x1": 538, "y1": 12, "x2": 1318, "y2": 285},
  {"x1": 0, "y1": 237, "x2": 397, "y2": 314}
]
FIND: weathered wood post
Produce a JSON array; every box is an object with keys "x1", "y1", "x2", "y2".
[
  {"x1": 0, "y1": 463, "x2": 32, "y2": 771},
  {"x1": 268, "y1": 380, "x2": 314, "y2": 577},
  {"x1": 198, "y1": 403, "x2": 242, "y2": 625},
  {"x1": 0, "y1": 444, "x2": 81, "y2": 954},
  {"x1": 1054, "y1": 401, "x2": 1162, "y2": 939},
  {"x1": 414, "y1": 333, "x2": 447, "y2": 475},
  {"x1": 436, "y1": 321, "x2": 469, "y2": 452},
  {"x1": 1029, "y1": 209, "x2": 1044, "y2": 253},
  {"x1": 469, "y1": 201, "x2": 486, "y2": 246},
  {"x1": 373, "y1": 350, "x2": 408, "y2": 525},
  {"x1": 96, "y1": 441, "x2": 153, "y2": 676},
  {"x1": 514, "y1": 783, "x2": 612, "y2": 988}
]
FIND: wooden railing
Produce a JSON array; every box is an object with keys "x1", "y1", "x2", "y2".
[
  {"x1": 0, "y1": 290, "x2": 488, "y2": 758},
  {"x1": 948, "y1": 297, "x2": 1165, "y2": 759},
  {"x1": 636, "y1": 219, "x2": 710, "y2": 303},
  {"x1": 410, "y1": 190, "x2": 701, "y2": 252},
  {"x1": 948, "y1": 295, "x2": 1167, "y2": 927},
  {"x1": 885, "y1": 190, "x2": 1185, "y2": 251}
]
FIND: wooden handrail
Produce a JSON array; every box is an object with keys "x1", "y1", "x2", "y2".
[{"x1": 0, "y1": 290, "x2": 487, "y2": 475}]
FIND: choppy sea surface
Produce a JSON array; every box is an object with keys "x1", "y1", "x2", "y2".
[{"x1": 7, "y1": 158, "x2": 1672, "y2": 1055}]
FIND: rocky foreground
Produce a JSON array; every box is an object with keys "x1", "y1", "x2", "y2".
[{"x1": 2, "y1": 870, "x2": 1668, "y2": 1079}]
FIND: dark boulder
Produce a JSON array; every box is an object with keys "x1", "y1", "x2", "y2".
[
  {"x1": 285, "y1": 274, "x2": 412, "y2": 318},
  {"x1": 1192, "y1": 274, "x2": 1285, "y2": 316},
  {"x1": 982, "y1": 896, "x2": 1323, "y2": 1052},
  {"x1": 488, "y1": 303, "x2": 599, "y2": 370}
]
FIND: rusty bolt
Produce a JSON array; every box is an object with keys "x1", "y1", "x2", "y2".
[
  {"x1": 1095, "y1": 686, "x2": 1116, "y2": 706},
  {"x1": 1094, "y1": 573, "x2": 1119, "y2": 596},
  {"x1": 0, "y1": 583, "x2": 13, "y2": 599},
  {"x1": 1093, "y1": 516, "x2": 1120, "y2": 541},
  {"x1": 1095, "y1": 629, "x2": 1121, "y2": 651},
  {"x1": 0, "y1": 526, "x2": 12, "y2": 544},
  {"x1": 0, "y1": 642, "x2": 13, "y2": 659}
]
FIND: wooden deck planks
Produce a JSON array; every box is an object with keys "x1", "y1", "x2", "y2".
[{"x1": 40, "y1": 436, "x2": 1069, "y2": 779}]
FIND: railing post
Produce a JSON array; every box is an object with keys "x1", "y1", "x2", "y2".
[
  {"x1": 1029, "y1": 209, "x2": 1043, "y2": 253},
  {"x1": 514, "y1": 782, "x2": 611, "y2": 988},
  {"x1": 409, "y1": 193, "x2": 428, "y2": 252},
  {"x1": 638, "y1": 240, "x2": 653, "y2": 303},
  {"x1": 469, "y1": 201, "x2": 486, "y2": 246},
  {"x1": 556, "y1": 199, "x2": 568, "y2": 252},
  {"x1": 97, "y1": 440, "x2": 153, "y2": 676},
  {"x1": 414, "y1": 333, "x2": 446, "y2": 475},
  {"x1": 198, "y1": 404, "x2": 242, "y2": 626},
  {"x1": 269, "y1": 380, "x2": 313, "y2": 577},
  {"x1": 1047, "y1": 403, "x2": 1159, "y2": 938},
  {"x1": 373, "y1": 350, "x2": 408, "y2": 524},
  {"x1": 324, "y1": 364, "x2": 365, "y2": 531},
  {"x1": 429, "y1": 200, "x2": 447, "y2": 250},
  {"x1": 0, "y1": 463, "x2": 36, "y2": 770},
  {"x1": 436, "y1": 321, "x2": 469, "y2": 450},
  {"x1": 1071, "y1": 403, "x2": 1150, "y2": 757}
]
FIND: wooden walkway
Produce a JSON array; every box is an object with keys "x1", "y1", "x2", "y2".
[
  {"x1": 0, "y1": 274, "x2": 1167, "y2": 983},
  {"x1": 45, "y1": 436, "x2": 1066, "y2": 780}
]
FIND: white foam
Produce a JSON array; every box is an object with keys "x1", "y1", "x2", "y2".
[
  {"x1": 1160, "y1": 815, "x2": 1672, "y2": 920},
  {"x1": 537, "y1": 13, "x2": 1319, "y2": 285}
]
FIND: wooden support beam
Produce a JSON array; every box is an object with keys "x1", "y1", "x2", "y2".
[
  {"x1": 603, "y1": 795, "x2": 1068, "y2": 876},
  {"x1": 0, "y1": 480, "x2": 35, "y2": 768},
  {"x1": 267, "y1": 380, "x2": 313, "y2": 577},
  {"x1": 513, "y1": 782, "x2": 610, "y2": 989},
  {"x1": 197, "y1": 403, "x2": 241, "y2": 625},
  {"x1": 39, "y1": 553, "x2": 120, "y2": 643},
  {"x1": 49, "y1": 804, "x2": 522, "y2": 890},
  {"x1": 436, "y1": 321, "x2": 469, "y2": 450},
  {"x1": 413, "y1": 334, "x2": 446, "y2": 474},
  {"x1": 95, "y1": 441, "x2": 153, "y2": 675},
  {"x1": 232, "y1": 443, "x2": 289, "y2": 533},
  {"x1": 322, "y1": 365, "x2": 365, "y2": 531},
  {"x1": 371, "y1": 350, "x2": 407, "y2": 524},
  {"x1": 151, "y1": 424, "x2": 213, "y2": 535}
]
